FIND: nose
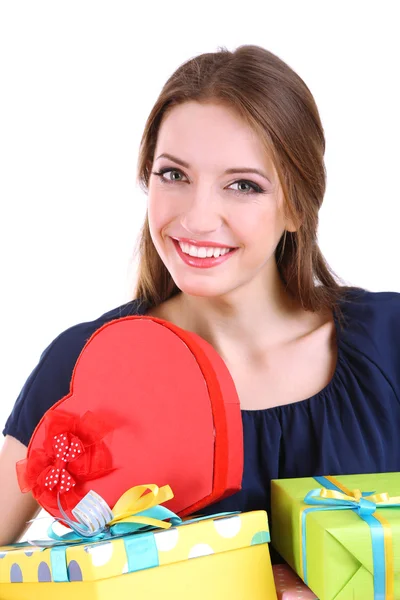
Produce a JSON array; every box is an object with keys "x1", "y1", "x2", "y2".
[{"x1": 180, "y1": 185, "x2": 223, "y2": 236}]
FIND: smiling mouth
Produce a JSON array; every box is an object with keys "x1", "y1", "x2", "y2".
[
  {"x1": 175, "y1": 239, "x2": 236, "y2": 258},
  {"x1": 171, "y1": 238, "x2": 238, "y2": 269}
]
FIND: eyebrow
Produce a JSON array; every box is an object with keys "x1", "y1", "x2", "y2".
[{"x1": 155, "y1": 153, "x2": 272, "y2": 184}]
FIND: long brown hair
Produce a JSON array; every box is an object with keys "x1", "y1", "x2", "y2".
[{"x1": 133, "y1": 45, "x2": 350, "y2": 322}]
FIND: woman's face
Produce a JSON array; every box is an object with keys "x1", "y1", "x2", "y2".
[{"x1": 147, "y1": 101, "x2": 294, "y2": 299}]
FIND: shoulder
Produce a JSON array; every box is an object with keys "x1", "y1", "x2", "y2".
[
  {"x1": 338, "y1": 286, "x2": 400, "y2": 332},
  {"x1": 337, "y1": 286, "x2": 400, "y2": 386},
  {"x1": 44, "y1": 298, "x2": 148, "y2": 361},
  {"x1": 2, "y1": 298, "x2": 148, "y2": 445}
]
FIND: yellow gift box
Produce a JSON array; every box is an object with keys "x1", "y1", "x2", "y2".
[{"x1": 0, "y1": 510, "x2": 276, "y2": 599}]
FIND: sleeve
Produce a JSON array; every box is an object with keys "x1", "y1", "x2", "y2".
[
  {"x1": 341, "y1": 288, "x2": 400, "y2": 400},
  {"x1": 371, "y1": 290, "x2": 400, "y2": 397},
  {"x1": 2, "y1": 325, "x2": 94, "y2": 447}
]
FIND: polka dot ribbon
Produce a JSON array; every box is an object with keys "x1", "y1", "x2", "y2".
[
  {"x1": 16, "y1": 409, "x2": 116, "y2": 514},
  {"x1": 42, "y1": 433, "x2": 85, "y2": 494}
]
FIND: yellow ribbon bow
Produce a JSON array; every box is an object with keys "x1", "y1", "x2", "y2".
[
  {"x1": 109, "y1": 483, "x2": 175, "y2": 530},
  {"x1": 319, "y1": 486, "x2": 394, "y2": 505}
]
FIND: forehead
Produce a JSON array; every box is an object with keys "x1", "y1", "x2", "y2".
[{"x1": 155, "y1": 101, "x2": 276, "y2": 174}]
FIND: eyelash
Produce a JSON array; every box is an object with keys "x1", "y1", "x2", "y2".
[{"x1": 151, "y1": 167, "x2": 266, "y2": 196}]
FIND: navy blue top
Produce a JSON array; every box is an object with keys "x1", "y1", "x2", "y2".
[{"x1": 4, "y1": 287, "x2": 400, "y2": 531}]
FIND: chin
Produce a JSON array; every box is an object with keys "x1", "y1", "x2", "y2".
[
  {"x1": 172, "y1": 279, "x2": 231, "y2": 299},
  {"x1": 175, "y1": 278, "x2": 246, "y2": 300}
]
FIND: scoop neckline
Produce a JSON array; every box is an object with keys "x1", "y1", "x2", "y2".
[
  {"x1": 241, "y1": 305, "x2": 343, "y2": 414},
  {"x1": 137, "y1": 296, "x2": 344, "y2": 415}
]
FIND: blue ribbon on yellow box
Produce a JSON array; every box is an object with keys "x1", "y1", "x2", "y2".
[
  {"x1": 47, "y1": 484, "x2": 182, "y2": 582},
  {"x1": 21, "y1": 484, "x2": 240, "y2": 583},
  {"x1": 23, "y1": 484, "x2": 179, "y2": 582},
  {"x1": 299, "y1": 475, "x2": 400, "y2": 600}
]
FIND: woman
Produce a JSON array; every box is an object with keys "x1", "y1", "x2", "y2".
[{"x1": 1, "y1": 45, "x2": 400, "y2": 548}]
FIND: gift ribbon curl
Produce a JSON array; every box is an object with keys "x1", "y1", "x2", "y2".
[
  {"x1": 25, "y1": 484, "x2": 181, "y2": 582},
  {"x1": 25, "y1": 483, "x2": 238, "y2": 583},
  {"x1": 50, "y1": 483, "x2": 181, "y2": 542}
]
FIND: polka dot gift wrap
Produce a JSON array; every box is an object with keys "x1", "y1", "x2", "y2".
[
  {"x1": 273, "y1": 565, "x2": 318, "y2": 599},
  {"x1": 0, "y1": 510, "x2": 277, "y2": 600}
]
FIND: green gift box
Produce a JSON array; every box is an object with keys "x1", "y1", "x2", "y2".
[{"x1": 271, "y1": 473, "x2": 400, "y2": 600}]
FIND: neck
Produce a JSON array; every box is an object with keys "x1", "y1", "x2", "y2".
[{"x1": 170, "y1": 266, "x2": 309, "y2": 364}]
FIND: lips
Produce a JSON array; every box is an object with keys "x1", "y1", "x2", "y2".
[
  {"x1": 172, "y1": 238, "x2": 238, "y2": 269},
  {"x1": 172, "y1": 237, "x2": 237, "y2": 249}
]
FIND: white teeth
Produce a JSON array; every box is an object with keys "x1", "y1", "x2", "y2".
[
  {"x1": 178, "y1": 242, "x2": 233, "y2": 258},
  {"x1": 197, "y1": 247, "x2": 207, "y2": 258}
]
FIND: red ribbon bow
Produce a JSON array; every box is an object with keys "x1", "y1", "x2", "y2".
[
  {"x1": 17, "y1": 410, "x2": 114, "y2": 512},
  {"x1": 41, "y1": 432, "x2": 85, "y2": 493}
]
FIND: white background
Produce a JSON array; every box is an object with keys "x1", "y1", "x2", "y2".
[{"x1": 1, "y1": 0, "x2": 399, "y2": 440}]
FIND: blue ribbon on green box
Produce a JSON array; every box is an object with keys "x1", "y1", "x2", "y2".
[{"x1": 299, "y1": 475, "x2": 400, "y2": 600}]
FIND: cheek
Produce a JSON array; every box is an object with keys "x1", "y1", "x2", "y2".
[
  {"x1": 147, "y1": 188, "x2": 172, "y2": 233},
  {"x1": 147, "y1": 194, "x2": 163, "y2": 253},
  {"x1": 231, "y1": 203, "x2": 285, "y2": 244}
]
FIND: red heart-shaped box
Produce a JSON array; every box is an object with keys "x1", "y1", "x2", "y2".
[{"x1": 17, "y1": 316, "x2": 243, "y2": 519}]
